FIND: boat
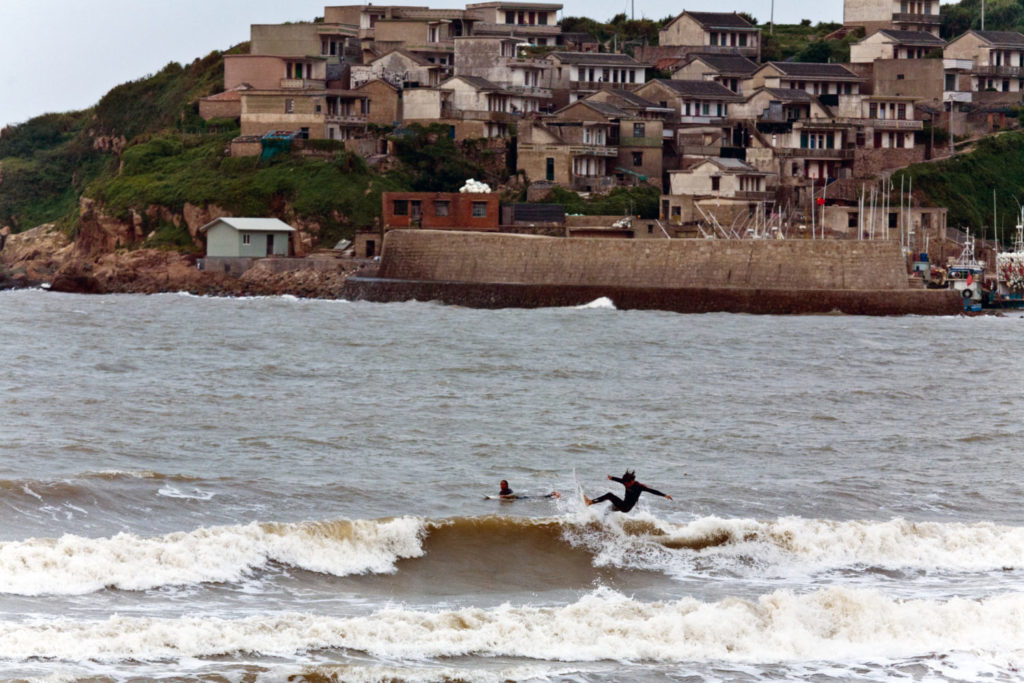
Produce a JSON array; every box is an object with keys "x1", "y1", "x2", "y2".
[
  {"x1": 991, "y1": 211, "x2": 1024, "y2": 308},
  {"x1": 943, "y1": 233, "x2": 985, "y2": 311}
]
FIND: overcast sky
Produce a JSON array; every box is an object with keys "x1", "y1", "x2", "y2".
[{"x1": 0, "y1": 0, "x2": 858, "y2": 130}]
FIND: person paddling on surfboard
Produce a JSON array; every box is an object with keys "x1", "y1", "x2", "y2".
[
  {"x1": 497, "y1": 479, "x2": 560, "y2": 500},
  {"x1": 584, "y1": 470, "x2": 672, "y2": 512}
]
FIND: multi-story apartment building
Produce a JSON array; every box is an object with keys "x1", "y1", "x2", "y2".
[
  {"x1": 465, "y1": 1, "x2": 563, "y2": 45},
  {"x1": 658, "y1": 12, "x2": 760, "y2": 58},
  {"x1": 746, "y1": 62, "x2": 864, "y2": 99},
  {"x1": 453, "y1": 36, "x2": 551, "y2": 99},
  {"x1": 545, "y1": 52, "x2": 647, "y2": 105},
  {"x1": 671, "y1": 53, "x2": 759, "y2": 94},
  {"x1": 850, "y1": 29, "x2": 946, "y2": 62},
  {"x1": 944, "y1": 30, "x2": 1024, "y2": 100},
  {"x1": 843, "y1": 0, "x2": 941, "y2": 37}
]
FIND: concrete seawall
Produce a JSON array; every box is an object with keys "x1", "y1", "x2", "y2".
[{"x1": 343, "y1": 230, "x2": 963, "y2": 315}]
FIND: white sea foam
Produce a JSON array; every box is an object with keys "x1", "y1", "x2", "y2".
[
  {"x1": 0, "y1": 517, "x2": 427, "y2": 596},
  {"x1": 575, "y1": 297, "x2": 616, "y2": 310},
  {"x1": 562, "y1": 514, "x2": 1024, "y2": 577},
  {"x1": 156, "y1": 485, "x2": 215, "y2": 500},
  {"x1": 1, "y1": 588, "x2": 1022, "y2": 666}
]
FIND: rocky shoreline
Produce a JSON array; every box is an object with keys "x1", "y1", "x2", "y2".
[{"x1": 0, "y1": 223, "x2": 368, "y2": 299}]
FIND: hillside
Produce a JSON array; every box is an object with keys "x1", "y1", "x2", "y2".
[{"x1": 1, "y1": 7, "x2": 1022, "y2": 254}]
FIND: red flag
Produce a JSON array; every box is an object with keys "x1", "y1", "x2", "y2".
[
  {"x1": 816, "y1": 197, "x2": 826, "y2": 205},
  {"x1": 966, "y1": 273, "x2": 974, "y2": 286}
]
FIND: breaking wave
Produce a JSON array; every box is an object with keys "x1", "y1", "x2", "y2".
[
  {"x1": 1, "y1": 514, "x2": 1022, "y2": 596},
  {"x1": 1, "y1": 588, "x2": 1023, "y2": 666}
]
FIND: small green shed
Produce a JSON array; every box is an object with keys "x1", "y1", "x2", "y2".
[{"x1": 199, "y1": 217, "x2": 295, "y2": 258}]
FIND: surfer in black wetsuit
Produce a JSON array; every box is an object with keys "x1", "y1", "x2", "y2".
[
  {"x1": 497, "y1": 480, "x2": 560, "y2": 500},
  {"x1": 584, "y1": 470, "x2": 672, "y2": 512}
]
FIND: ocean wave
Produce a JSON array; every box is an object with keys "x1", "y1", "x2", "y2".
[
  {"x1": 0, "y1": 517, "x2": 428, "y2": 595},
  {"x1": 1, "y1": 588, "x2": 1022, "y2": 665},
  {"x1": 2, "y1": 514, "x2": 1022, "y2": 596},
  {"x1": 574, "y1": 297, "x2": 617, "y2": 310}
]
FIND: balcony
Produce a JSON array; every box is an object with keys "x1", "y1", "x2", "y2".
[
  {"x1": 944, "y1": 58, "x2": 975, "y2": 71},
  {"x1": 475, "y1": 22, "x2": 561, "y2": 35},
  {"x1": 695, "y1": 45, "x2": 759, "y2": 57},
  {"x1": 325, "y1": 114, "x2": 368, "y2": 125},
  {"x1": 975, "y1": 64, "x2": 1024, "y2": 77},
  {"x1": 506, "y1": 57, "x2": 552, "y2": 69},
  {"x1": 679, "y1": 115, "x2": 726, "y2": 124},
  {"x1": 869, "y1": 119, "x2": 924, "y2": 130},
  {"x1": 891, "y1": 12, "x2": 941, "y2": 24},
  {"x1": 619, "y1": 135, "x2": 663, "y2": 147},
  {"x1": 777, "y1": 147, "x2": 855, "y2": 159},
  {"x1": 504, "y1": 84, "x2": 553, "y2": 98},
  {"x1": 678, "y1": 144, "x2": 723, "y2": 156},
  {"x1": 452, "y1": 109, "x2": 520, "y2": 122},
  {"x1": 944, "y1": 91, "x2": 972, "y2": 103},
  {"x1": 280, "y1": 78, "x2": 326, "y2": 90},
  {"x1": 572, "y1": 81, "x2": 641, "y2": 92},
  {"x1": 569, "y1": 144, "x2": 618, "y2": 157}
]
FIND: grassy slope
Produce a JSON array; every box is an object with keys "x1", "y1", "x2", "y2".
[{"x1": 895, "y1": 132, "x2": 1024, "y2": 238}]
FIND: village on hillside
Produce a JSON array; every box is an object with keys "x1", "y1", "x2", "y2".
[{"x1": 192, "y1": 1, "x2": 1022, "y2": 274}]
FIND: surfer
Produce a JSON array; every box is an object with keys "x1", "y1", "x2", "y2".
[
  {"x1": 584, "y1": 470, "x2": 672, "y2": 512},
  {"x1": 497, "y1": 480, "x2": 560, "y2": 500}
]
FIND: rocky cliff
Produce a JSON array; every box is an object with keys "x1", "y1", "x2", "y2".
[{"x1": 1, "y1": 199, "x2": 361, "y2": 297}]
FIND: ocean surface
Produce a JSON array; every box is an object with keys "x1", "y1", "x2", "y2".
[{"x1": 1, "y1": 288, "x2": 1023, "y2": 682}]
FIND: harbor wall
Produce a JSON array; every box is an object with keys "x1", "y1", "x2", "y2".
[{"x1": 344, "y1": 230, "x2": 963, "y2": 315}]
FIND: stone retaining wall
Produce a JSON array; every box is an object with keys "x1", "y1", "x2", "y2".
[
  {"x1": 344, "y1": 230, "x2": 963, "y2": 315},
  {"x1": 376, "y1": 230, "x2": 911, "y2": 291}
]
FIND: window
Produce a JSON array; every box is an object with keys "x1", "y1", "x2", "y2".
[
  {"x1": 361, "y1": 99, "x2": 371, "y2": 115},
  {"x1": 434, "y1": 200, "x2": 450, "y2": 216},
  {"x1": 242, "y1": 233, "x2": 251, "y2": 245},
  {"x1": 538, "y1": 12, "x2": 548, "y2": 25},
  {"x1": 896, "y1": 74, "x2": 905, "y2": 80},
  {"x1": 546, "y1": 157, "x2": 555, "y2": 181},
  {"x1": 285, "y1": 99, "x2": 294, "y2": 114},
  {"x1": 632, "y1": 151, "x2": 643, "y2": 166},
  {"x1": 505, "y1": 10, "x2": 514, "y2": 23},
  {"x1": 869, "y1": 102, "x2": 878, "y2": 118},
  {"x1": 739, "y1": 34, "x2": 747, "y2": 47},
  {"x1": 711, "y1": 177, "x2": 721, "y2": 191},
  {"x1": 633, "y1": 122, "x2": 645, "y2": 137},
  {"x1": 897, "y1": 103, "x2": 906, "y2": 120},
  {"x1": 472, "y1": 202, "x2": 487, "y2": 217},
  {"x1": 393, "y1": 200, "x2": 409, "y2": 216},
  {"x1": 849, "y1": 212, "x2": 858, "y2": 228}
]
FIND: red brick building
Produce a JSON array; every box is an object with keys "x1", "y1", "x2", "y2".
[{"x1": 382, "y1": 192, "x2": 500, "y2": 231}]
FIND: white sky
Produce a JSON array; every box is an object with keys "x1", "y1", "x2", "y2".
[{"x1": 0, "y1": 0, "x2": 857, "y2": 130}]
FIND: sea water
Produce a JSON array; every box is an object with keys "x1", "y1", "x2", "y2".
[{"x1": 1, "y1": 288, "x2": 1023, "y2": 681}]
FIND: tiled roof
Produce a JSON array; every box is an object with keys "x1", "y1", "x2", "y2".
[
  {"x1": 685, "y1": 11, "x2": 756, "y2": 29},
  {"x1": 589, "y1": 88, "x2": 663, "y2": 109},
  {"x1": 547, "y1": 51, "x2": 642, "y2": 66},
  {"x1": 685, "y1": 53, "x2": 759, "y2": 74},
  {"x1": 975, "y1": 30, "x2": 1024, "y2": 47},
  {"x1": 443, "y1": 75, "x2": 502, "y2": 90},
  {"x1": 576, "y1": 100, "x2": 631, "y2": 118},
  {"x1": 647, "y1": 78, "x2": 740, "y2": 99},
  {"x1": 767, "y1": 61, "x2": 860, "y2": 79},
  {"x1": 875, "y1": 29, "x2": 946, "y2": 46},
  {"x1": 761, "y1": 87, "x2": 816, "y2": 102}
]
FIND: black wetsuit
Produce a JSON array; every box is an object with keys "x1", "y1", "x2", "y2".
[
  {"x1": 591, "y1": 477, "x2": 667, "y2": 512},
  {"x1": 499, "y1": 486, "x2": 515, "y2": 498}
]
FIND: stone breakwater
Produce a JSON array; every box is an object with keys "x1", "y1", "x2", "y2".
[{"x1": 342, "y1": 230, "x2": 963, "y2": 316}]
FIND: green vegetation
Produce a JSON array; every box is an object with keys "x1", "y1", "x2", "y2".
[
  {"x1": 894, "y1": 132, "x2": 1024, "y2": 238},
  {"x1": 759, "y1": 22, "x2": 859, "y2": 63},
  {"x1": 545, "y1": 185, "x2": 661, "y2": 219},
  {"x1": 941, "y1": 0, "x2": 1024, "y2": 39}
]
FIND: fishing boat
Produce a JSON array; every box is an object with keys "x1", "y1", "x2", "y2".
[
  {"x1": 945, "y1": 233, "x2": 984, "y2": 311},
  {"x1": 992, "y1": 211, "x2": 1024, "y2": 308}
]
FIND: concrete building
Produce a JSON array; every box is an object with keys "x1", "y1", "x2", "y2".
[
  {"x1": 200, "y1": 218, "x2": 295, "y2": 258},
  {"x1": 465, "y1": 1, "x2": 563, "y2": 45},
  {"x1": 453, "y1": 36, "x2": 551, "y2": 100},
  {"x1": 350, "y1": 49, "x2": 447, "y2": 89},
  {"x1": 658, "y1": 11, "x2": 760, "y2": 58},
  {"x1": 517, "y1": 117, "x2": 618, "y2": 192},
  {"x1": 381, "y1": 191, "x2": 501, "y2": 230},
  {"x1": 843, "y1": 0, "x2": 941, "y2": 37},
  {"x1": 850, "y1": 29, "x2": 946, "y2": 62},
  {"x1": 944, "y1": 30, "x2": 1024, "y2": 98},
  {"x1": 671, "y1": 53, "x2": 759, "y2": 94},
  {"x1": 661, "y1": 156, "x2": 775, "y2": 231},
  {"x1": 746, "y1": 62, "x2": 864, "y2": 99},
  {"x1": 224, "y1": 54, "x2": 329, "y2": 92},
  {"x1": 544, "y1": 52, "x2": 647, "y2": 105},
  {"x1": 239, "y1": 89, "x2": 369, "y2": 140}
]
